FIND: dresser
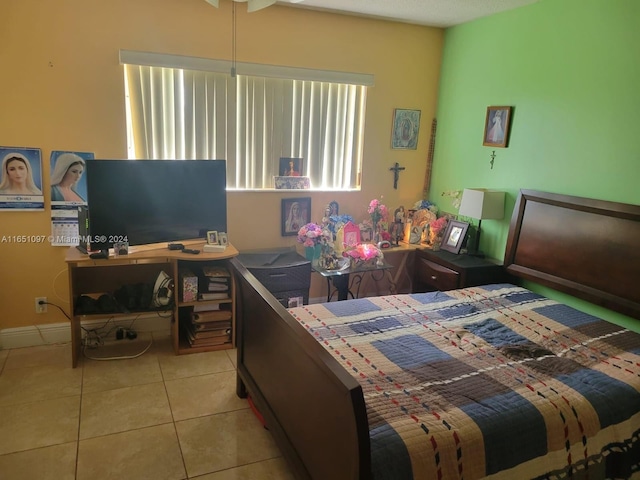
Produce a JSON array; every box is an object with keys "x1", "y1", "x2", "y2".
[
  {"x1": 414, "y1": 248, "x2": 508, "y2": 292},
  {"x1": 237, "y1": 248, "x2": 311, "y2": 307}
]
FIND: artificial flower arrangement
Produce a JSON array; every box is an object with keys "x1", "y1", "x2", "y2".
[
  {"x1": 427, "y1": 216, "x2": 449, "y2": 245},
  {"x1": 344, "y1": 243, "x2": 384, "y2": 266},
  {"x1": 429, "y1": 216, "x2": 448, "y2": 235},
  {"x1": 368, "y1": 197, "x2": 389, "y2": 225},
  {"x1": 296, "y1": 222, "x2": 324, "y2": 247},
  {"x1": 368, "y1": 197, "x2": 389, "y2": 242},
  {"x1": 413, "y1": 199, "x2": 439, "y2": 214}
]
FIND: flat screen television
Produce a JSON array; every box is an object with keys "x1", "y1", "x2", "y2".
[{"x1": 81, "y1": 159, "x2": 227, "y2": 252}]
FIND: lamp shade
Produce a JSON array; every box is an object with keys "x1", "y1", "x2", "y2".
[{"x1": 458, "y1": 189, "x2": 505, "y2": 220}]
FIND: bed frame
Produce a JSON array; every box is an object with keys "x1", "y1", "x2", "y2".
[{"x1": 230, "y1": 189, "x2": 640, "y2": 480}]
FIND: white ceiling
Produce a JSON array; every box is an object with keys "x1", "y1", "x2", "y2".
[{"x1": 282, "y1": 0, "x2": 539, "y2": 27}]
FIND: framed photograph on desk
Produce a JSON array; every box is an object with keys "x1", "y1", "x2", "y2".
[
  {"x1": 206, "y1": 231, "x2": 219, "y2": 245},
  {"x1": 441, "y1": 220, "x2": 469, "y2": 254}
]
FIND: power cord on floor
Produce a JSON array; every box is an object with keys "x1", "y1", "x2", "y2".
[
  {"x1": 80, "y1": 314, "x2": 156, "y2": 361},
  {"x1": 37, "y1": 300, "x2": 161, "y2": 361},
  {"x1": 82, "y1": 336, "x2": 153, "y2": 361}
]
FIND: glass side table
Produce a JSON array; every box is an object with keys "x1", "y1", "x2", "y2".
[{"x1": 312, "y1": 260, "x2": 394, "y2": 301}]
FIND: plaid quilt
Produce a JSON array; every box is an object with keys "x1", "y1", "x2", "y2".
[{"x1": 289, "y1": 284, "x2": 640, "y2": 480}]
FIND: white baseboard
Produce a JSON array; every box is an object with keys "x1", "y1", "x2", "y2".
[{"x1": 0, "y1": 314, "x2": 171, "y2": 350}]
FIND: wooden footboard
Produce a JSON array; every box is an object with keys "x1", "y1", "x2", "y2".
[{"x1": 230, "y1": 258, "x2": 371, "y2": 480}]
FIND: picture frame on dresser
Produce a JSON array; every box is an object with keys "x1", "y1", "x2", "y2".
[{"x1": 441, "y1": 219, "x2": 469, "y2": 254}]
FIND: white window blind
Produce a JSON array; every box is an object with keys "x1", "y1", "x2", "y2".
[{"x1": 121, "y1": 50, "x2": 372, "y2": 190}]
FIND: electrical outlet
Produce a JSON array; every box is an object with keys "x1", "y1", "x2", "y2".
[{"x1": 35, "y1": 297, "x2": 47, "y2": 313}]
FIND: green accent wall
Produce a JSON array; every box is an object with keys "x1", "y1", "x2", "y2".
[{"x1": 430, "y1": 0, "x2": 640, "y2": 330}]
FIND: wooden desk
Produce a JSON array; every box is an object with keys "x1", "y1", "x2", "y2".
[
  {"x1": 313, "y1": 261, "x2": 394, "y2": 301},
  {"x1": 356, "y1": 242, "x2": 422, "y2": 297},
  {"x1": 65, "y1": 241, "x2": 238, "y2": 367}
]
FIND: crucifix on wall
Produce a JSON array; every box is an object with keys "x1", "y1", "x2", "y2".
[{"x1": 389, "y1": 162, "x2": 405, "y2": 189}]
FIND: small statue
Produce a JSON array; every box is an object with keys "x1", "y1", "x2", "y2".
[
  {"x1": 390, "y1": 206, "x2": 405, "y2": 245},
  {"x1": 321, "y1": 204, "x2": 331, "y2": 227}
]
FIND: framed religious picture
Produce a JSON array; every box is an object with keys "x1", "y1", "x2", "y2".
[
  {"x1": 279, "y1": 157, "x2": 304, "y2": 177},
  {"x1": 483, "y1": 106, "x2": 512, "y2": 148},
  {"x1": 441, "y1": 220, "x2": 469, "y2": 254},
  {"x1": 281, "y1": 197, "x2": 311, "y2": 236},
  {"x1": 391, "y1": 109, "x2": 421, "y2": 150}
]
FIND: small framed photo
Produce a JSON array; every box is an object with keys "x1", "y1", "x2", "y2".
[
  {"x1": 483, "y1": 106, "x2": 512, "y2": 148},
  {"x1": 281, "y1": 197, "x2": 311, "y2": 236},
  {"x1": 391, "y1": 108, "x2": 421, "y2": 150},
  {"x1": 441, "y1": 220, "x2": 469, "y2": 254},
  {"x1": 279, "y1": 157, "x2": 304, "y2": 177},
  {"x1": 113, "y1": 241, "x2": 129, "y2": 256},
  {"x1": 359, "y1": 224, "x2": 373, "y2": 243},
  {"x1": 287, "y1": 296, "x2": 303, "y2": 308},
  {"x1": 218, "y1": 232, "x2": 228, "y2": 246},
  {"x1": 206, "y1": 231, "x2": 219, "y2": 245}
]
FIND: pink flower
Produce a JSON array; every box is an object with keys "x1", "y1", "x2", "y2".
[
  {"x1": 430, "y1": 217, "x2": 448, "y2": 234},
  {"x1": 368, "y1": 197, "x2": 388, "y2": 224},
  {"x1": 345, "y1": 243, "x2": 382, "y2": 261},
  {"x1": 297, "y1": 223, "x2": 324, "y2": 246}
]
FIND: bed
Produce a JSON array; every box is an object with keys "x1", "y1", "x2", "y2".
[{"x1": 230, "y1": 189, "x2": 640, "y2": 480}]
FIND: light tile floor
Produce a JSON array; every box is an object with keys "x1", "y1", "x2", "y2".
[{"x1": 0, "y1": 333, "x2": 296, "y2": 480}]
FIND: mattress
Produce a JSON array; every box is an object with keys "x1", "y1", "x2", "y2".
[{"x1": 289, "y1": 284, "x2": 640, "y2": 479}]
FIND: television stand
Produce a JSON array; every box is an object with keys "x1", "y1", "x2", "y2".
[{"x1": 65, "y1": 241, "x2": 239, "y2": 367}]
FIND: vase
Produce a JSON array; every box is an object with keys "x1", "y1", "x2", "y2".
[
  {"x1": 305, "y1": 244, "x2": 322, "y2": 264},
  {"x1": 372, "y1": 221, "x2": 381, "y2": 244}
]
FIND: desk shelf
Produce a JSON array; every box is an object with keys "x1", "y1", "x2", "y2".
[{"x1": 65, "y1": 242, "x2": 239, "y2": 367}]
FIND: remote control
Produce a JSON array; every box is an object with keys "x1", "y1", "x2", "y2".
[
  {"x1": 168, "y1": 243, "x2": 185, "y2": 250},
  {"x1": 182, "y1": 248, "x2": 200, "y2": 254}
]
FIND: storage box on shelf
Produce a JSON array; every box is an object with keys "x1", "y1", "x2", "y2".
[{"x1": 65, "y1": 242, "x2": 239, "y2": 367}]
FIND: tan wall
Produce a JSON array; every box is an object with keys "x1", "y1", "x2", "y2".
[{"x1": 0, "y1": 0, "x2": 443, "y2": 329}]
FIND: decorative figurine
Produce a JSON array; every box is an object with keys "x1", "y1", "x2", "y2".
[{"x1": 390, "y1": 205, "x2": 405, "y2": 245}]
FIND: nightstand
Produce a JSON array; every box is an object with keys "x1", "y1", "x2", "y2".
[
  {"x1": 237, "y1": 248, "x2": 311, "y2": 307},
  {"x1": 413, "y1": 248, "x2": 508, "y2": 292}
]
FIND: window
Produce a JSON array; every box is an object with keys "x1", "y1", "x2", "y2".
[{"x1": 121, "y1": 51, "x2": 373, "y2": 190}]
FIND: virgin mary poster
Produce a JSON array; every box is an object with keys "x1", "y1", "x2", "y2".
[
  {"x1": 0, "y1": 147, "x2": 44, "y2": 211},
  {"x1": 49, "y1": 151, "x2": 94, "y2": 246}
]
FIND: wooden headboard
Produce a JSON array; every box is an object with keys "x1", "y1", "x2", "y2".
[{"x1": 504, "y1": 189, "x2": 640, "y2": 319}]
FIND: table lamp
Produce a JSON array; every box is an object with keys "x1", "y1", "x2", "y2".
[{"x1": 458, "y1": 189, "x2": 505, "y2": 257}]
